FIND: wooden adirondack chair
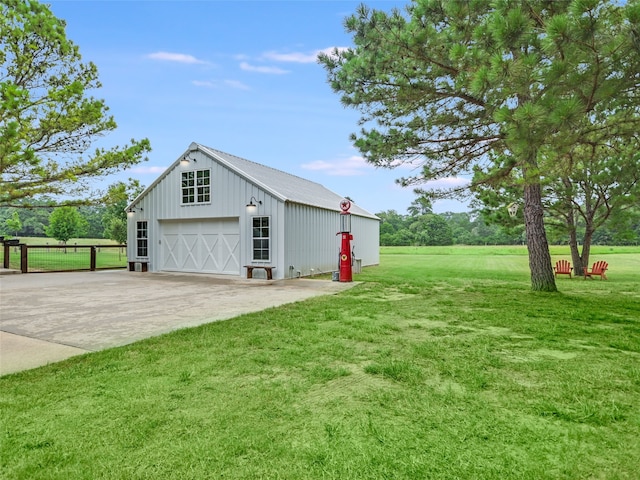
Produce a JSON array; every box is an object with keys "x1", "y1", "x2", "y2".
[
  {"x1": 554, "y1": 260, "x2": 572, "y2": 278},
  {"x1": 583, "y1": 260, "x2": 608, "y2": 280}
]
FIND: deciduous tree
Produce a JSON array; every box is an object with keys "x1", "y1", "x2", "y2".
[
  {"x1": 410, "y1": 214, "x2": 453, "y2": 246},
  {"x1": 46, "y1": 206, "x2": 87, "y2": 243},
  {"x1": 0, "y1": 0, "x2": 151, "y2": 207},
  {"x1": 4, "y1": 210, "x2": 21, "y2": 237}
]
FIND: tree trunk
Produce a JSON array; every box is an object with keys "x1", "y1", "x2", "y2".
[
  {"x1": 523, "y1": 165, "x2": 557, "y2": 292},
  {"x1": 579, "y1": 228, "x2": 594, "y2": 275},
  {"x1": 567, "y1": 213, "x2": 584, "y2": 276},
  {"x1": 569, "y1": 235, "x2": 584, "y2": 277}
]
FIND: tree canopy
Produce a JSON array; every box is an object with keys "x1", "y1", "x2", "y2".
[
  {"x1": 4, "y1": 210, "x2": 21, "y2": 237},
  {"x1": 0, "y1": 0, "x2": 151, "y2": 207},
  {"x1": 45, "y1": 206, "x2": 87, "y2": 243},
  {"x1": 102, "y1": 179, "x2": 144, "y2": 243},
  {"x1": 320, "y1": 0, "x2": 640, "y2": 291}
]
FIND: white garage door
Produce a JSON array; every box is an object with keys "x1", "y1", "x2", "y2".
[{"x1": 159, "y1": 218, "x2": 240, "y2": 274}]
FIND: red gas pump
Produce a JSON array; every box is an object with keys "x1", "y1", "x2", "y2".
[{"x1": 338, "y1": 199, "x2": 353, "y2": 282}]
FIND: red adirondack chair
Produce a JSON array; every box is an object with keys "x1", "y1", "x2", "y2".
[
  {"x1": 583, "y1": 260, "x2": 608, "y2": 280},
  {"x1": 554, "y1": 260, "x2": 572, "y2": 278}
]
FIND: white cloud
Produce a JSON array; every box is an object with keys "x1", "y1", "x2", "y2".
[
  {"x1": 262, "y1": 46, "x2": 350, "y2": 64},
  {"x1": 315, "y1": 46, "x2": 350, "y2": 59},
  {"x1": 423, "y1": 177, "x2": 471, "y2": 190},
  {"x1": 224, "y1": 79, "x2": 251, "y2": 90},
  {"x1": 192, "y1": 79, "x2": 250, "y2": 90},
  {"x1": 147, "y1": 51, "x2": 208, "y2": 64},
  {"x1": 234, "y1": 46, "x2": 348, "y2": 75},
  {"x1": 192, "y1": 80, "x2": 216, "y2": 88},
  {"x1": 389, "y1": 156, "x2": 424, "y2": 170},
  {"x1": 263, "y1": 50, "x2": 318, "y2": 64},
  {"x1": 386, "y1": 174, "x2": 470, "y2": 191},
  {"x1": 239, "y1": 62, "x2": 289, "y2": 74},
  {"x1": 301, "y1": 155, "x2": 374, "y2": 176},
  {"x1": 127, "y1": 166, "x2": 167, "y2": 174}
]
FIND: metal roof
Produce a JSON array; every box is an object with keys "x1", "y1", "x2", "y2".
[{"x1": 130, "y1": 142, "x2": 379, "y2": 220}]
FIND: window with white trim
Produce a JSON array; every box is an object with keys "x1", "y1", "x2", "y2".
[
  {"x1": 251, "y1": 216, "x2": 270, "y2": 262},
  {"x1": 136, "y1": 221, "x2": 148, "y2": 257},
  {"x1": 181, "y1": 169, "x2": 210, "y2": 204}
]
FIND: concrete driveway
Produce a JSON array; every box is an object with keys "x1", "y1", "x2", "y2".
[{"x1": 0, "y1": 270, "x2": 356, "y2": 376}]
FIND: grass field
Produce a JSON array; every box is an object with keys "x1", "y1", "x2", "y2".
[{"x1": 1, "y1": 246, "x2": 639, "y2": 479}]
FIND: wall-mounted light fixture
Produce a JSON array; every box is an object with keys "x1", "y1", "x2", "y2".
[
  {"x1": 180, "y1": 154, "x2": 196, "y2": 166},
  {"x1": 180, "y1": 147, "x2": 199, "y2": 166},
  {"x1": 246, "y1": 196, "x2": 262, "y2": 213},
  {"x1": 127, "y1": 206, "x2": 143, "y2": 217}
]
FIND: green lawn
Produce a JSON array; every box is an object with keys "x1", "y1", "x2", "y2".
[{"x1": 1, "y1": 247, "x2": 639, "y2": 479}]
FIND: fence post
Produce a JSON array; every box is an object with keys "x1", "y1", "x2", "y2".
[
  {"x1": 20, "y1": 244, "x2": 28, "y2": 273},
  {"x1": 90, "y1": 246, "x2": 97, "y2": 271},
  {"x1": 3, "y1": 244, "x2": 8, "y2": 269}
]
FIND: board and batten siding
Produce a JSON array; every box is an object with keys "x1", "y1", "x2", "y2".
[{"x1": 283, "y1": 203, "x2": 379, "y2": 278}]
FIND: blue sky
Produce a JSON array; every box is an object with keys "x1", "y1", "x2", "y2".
[{"x1": 48, "y1": 0, "x2": 469, "y2": 215}]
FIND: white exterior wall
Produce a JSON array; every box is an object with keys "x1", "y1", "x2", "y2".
[
  {"x1": 283, "y1": 203, "x2": 379, "y2": 278},
  {"x1": 127, "y1": 151, "x2": 285, "y2": 277}
]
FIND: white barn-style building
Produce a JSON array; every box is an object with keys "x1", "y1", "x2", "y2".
[{"x1": 126, "y1": 143, "x2": 380, "y2": 279}]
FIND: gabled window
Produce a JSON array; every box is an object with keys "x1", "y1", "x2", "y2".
[
  {"x1": 136, "y1": 221, "x2": 148, "y2": 257},
  {"x1": 251, "y1": 216, "x2": 270, "y2": 262},
  {"x1": 181, "y1": 169, "x2": 211, "y2": 204}
]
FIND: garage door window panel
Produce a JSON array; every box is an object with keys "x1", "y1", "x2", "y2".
[
  {"x1": 252, "y1": 216, "x2": 270, "y2": 262},
  {"x1": 182, "y1": 169, "x2": 211, "y2": 204}
]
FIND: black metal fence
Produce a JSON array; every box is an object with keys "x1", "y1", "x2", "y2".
[{"x1": 2, "y1": 239, "x2": 127, "y2": 273}]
